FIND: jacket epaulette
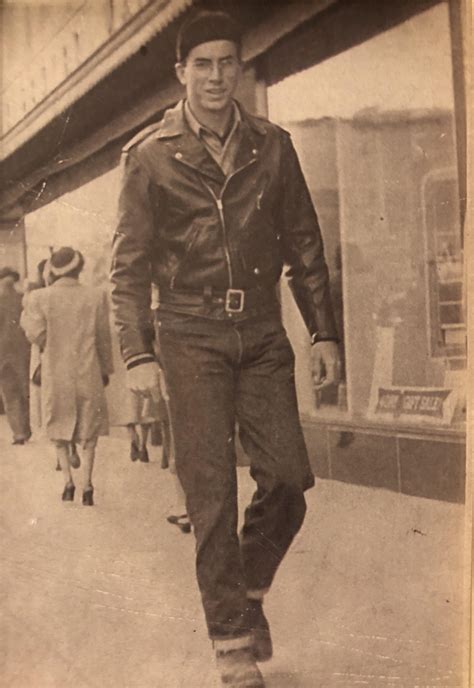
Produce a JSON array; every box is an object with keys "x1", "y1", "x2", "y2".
[
  {"x1": 122, "y1": 122, "x2": 163, "y2": 153},
  {"x1": 247, "y1": 111, "x2": 291, "y2": 138}
]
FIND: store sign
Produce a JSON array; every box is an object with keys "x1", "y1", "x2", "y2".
[{"x1": 374, "y1": 387, "x2": 457, "y2": 425}]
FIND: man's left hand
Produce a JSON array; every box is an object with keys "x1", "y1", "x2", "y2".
[{"x1": 311, "y1": 340, "x2": 341, "y2": 391}]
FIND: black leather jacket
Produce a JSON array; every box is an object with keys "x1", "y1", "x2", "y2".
[{"x1": 111, "y1": 100, "x2": 337, "y2": 362}]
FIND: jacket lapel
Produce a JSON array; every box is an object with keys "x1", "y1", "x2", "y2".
[
  {"x1": 173, "y1": 131, "x2": 226, "y2": 184},
  {"x1": 154, "y1": 100, "x2": 267, "y2": 183},
  {"x1": 156, "y1": 101, "x2": 225, "y2": 184},
  {"x1": 232, "y1": 121, "x2": 260, "y2": 174}
]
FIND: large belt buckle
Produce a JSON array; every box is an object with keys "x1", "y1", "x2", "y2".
[{"x1": 225, "y1": 288, "x2": 245, "y2": 313}]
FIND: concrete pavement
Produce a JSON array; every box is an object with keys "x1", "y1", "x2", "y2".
[{"x1": 0, "y1": 418, "x2": 468, "y2": 687}]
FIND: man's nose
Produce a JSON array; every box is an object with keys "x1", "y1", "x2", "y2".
[{"x1": 209, "y1": 62, "x2": 223, "y2": 81}]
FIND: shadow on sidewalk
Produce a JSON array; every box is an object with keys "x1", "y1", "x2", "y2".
[{"x1": 265, "y1": 671, "x2": 301, "y2": 687}]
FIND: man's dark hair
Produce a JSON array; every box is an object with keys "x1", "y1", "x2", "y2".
[{"x1": 176, "y1": 10, "x2": 242, "y2": 63}]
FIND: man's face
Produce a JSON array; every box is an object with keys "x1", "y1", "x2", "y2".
[{"x1": 176, "y1": 40, "x2": 241, "y2": 115}]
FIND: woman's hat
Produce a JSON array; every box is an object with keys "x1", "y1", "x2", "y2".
[{"x1": 49, "y1": 247, "x2": 84, "y2": 277}]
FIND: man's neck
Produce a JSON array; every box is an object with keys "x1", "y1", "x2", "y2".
[{"x1": 187, "y1": 100, "x2": 234, "y2": 139}]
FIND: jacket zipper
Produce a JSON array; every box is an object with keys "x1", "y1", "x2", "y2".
[
  {"x1": 202, "y1": 182, "x2": 233, "y2": 287},
  {"x1": 176, "y1": 156, "x2": 258, "y2": 290}
]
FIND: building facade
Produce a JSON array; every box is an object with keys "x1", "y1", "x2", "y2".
[{"x1": 0, "y1": 0, "x2": 468, "y2": 502}]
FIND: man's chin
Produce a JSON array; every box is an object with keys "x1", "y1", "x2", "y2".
[{"x1": 202, "y1": 97, "x2": 232, "y2": 112}]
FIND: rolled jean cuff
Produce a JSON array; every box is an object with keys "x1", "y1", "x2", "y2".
[
  {"x1": 246, "y1": 588, "x2": 269, "y2": 601},
  {"x1": 212, "y1": 634, "x2": 253, "y2": 651}
]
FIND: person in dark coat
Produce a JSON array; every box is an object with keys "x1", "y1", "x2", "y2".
[
  {"x1": 0, "y1": 267, "x2": 31, "y2": 445},
  {"x1": 111, "y1": 11, "x2": 340, "y2": 687}
]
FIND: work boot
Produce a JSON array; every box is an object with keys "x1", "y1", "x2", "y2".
[
  {"x1": 247, "y1": 599, "x2": 273, "y2": 662},
  {"x1": 214, "y1": 637, "x2": 265, "y2": 687}
]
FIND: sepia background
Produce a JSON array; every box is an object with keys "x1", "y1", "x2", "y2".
[{"x1": 0, "y1": 1, "x2": 470, "y2": 687}]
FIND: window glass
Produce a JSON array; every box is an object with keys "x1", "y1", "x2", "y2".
[{"x1": 268, "y1": 3, "x2": 465, "y2": 427}]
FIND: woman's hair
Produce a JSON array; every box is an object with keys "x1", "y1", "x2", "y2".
[{"x1": 36, "y1": 258, "x2": 48, "y2": 287}]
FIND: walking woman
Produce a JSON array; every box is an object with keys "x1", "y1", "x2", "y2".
[{"x1": 21, "y1": 247, "x2": 113, "y2": 505}]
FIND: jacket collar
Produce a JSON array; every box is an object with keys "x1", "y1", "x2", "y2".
[
  {"x1": 156, "y1": 100, "x2": 267, "y2": 140},
  {"x1": 51, "y1": 276, "x2": 80, "y2": 287},
  {"x1": 156, "y1": 100, "x2": 266, "y2": 183}
]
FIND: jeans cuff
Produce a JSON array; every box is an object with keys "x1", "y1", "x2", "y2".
[
  {"x1": 246, "y1": 588, "x2": 269, "y2": 601},
  {"x1": 212, "y1": 634, "x2": 253, "y2": 652}
]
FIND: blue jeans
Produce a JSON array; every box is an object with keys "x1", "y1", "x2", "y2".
[{"x1": 156, "y1": 310, "x2": 314, "y2": 639}]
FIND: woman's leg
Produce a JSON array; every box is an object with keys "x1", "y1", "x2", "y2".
[
  {"x1": 167, "y1": 472, "x2": 191, "y2": 532},
  {"x1": 55, "y1": 440, "x2": 75, "y2": 501},
  {"x1": 127, "y1": 423, "x2": 140, "y2": 461},
  {"x1": 55, "y1": 440, "x2": 73, "y2": 485},
  {"x1": 137, "y1": 423, "x2": 151, "y2": 462},
  {"x1": 127, "y1": 423, "x2": 138, "y2": 443},
  {"x1": 172, "y1": 471, "x2": 187, "y2": 514},
  {"x1": 82, "y1": 438, "x2": 97, "y2": 490},
  {"x1": 137, "y1": 423, "x2": 150, "y2": 449},
  {"x1": 80, "y1": 438, "x2": 97, "y2": 506}
]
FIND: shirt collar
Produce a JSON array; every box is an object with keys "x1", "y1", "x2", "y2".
[{"x1": 184, "y1": 99, "x2": 241, "y2": 143}]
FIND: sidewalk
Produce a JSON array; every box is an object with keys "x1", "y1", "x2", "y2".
[{"x1": 0, "y1": 418, "x2": 468, "y2": 688}]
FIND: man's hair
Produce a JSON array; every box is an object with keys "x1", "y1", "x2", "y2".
[{"x1": 176, "y1": 10, "x2": 242, "y2": 63}]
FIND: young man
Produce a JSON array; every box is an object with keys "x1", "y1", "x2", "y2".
[{"x1": 111, "y1": 11, "x2": 340, "y2": 687}]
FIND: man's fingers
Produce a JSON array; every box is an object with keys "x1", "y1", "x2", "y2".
[
  {"x1": 313, "y1": 357, "x2": 340, "y2": 390},
  {"x1": 149, "y1": 386, "x2": 163, "y2": 404},
  {"x1": 313, "y1": 376, "x2": 333, "y2": 391},
  {"x1": 129, "y1": 385, "x2": 161, "y2": 401}
]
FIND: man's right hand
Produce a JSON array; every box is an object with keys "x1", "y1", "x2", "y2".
[{"x1": 126, "y1": 361, "x2": 162, "y2": 403}]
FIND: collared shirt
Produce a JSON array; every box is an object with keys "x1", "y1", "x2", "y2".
[{"x1": 184, "y1": 100, "x2": 242, "y2": 177}]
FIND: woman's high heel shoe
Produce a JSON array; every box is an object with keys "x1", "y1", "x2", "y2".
[
  {"x1": 82, "y1": 487, "x2": 94, "y2": 506},
  {"x1": 62, "y1": 483, "x2": 75, "y2": 502},
  {"x1": 130, "y1": 440, "x2": 140, "y2": 462},
  {"x1": 167, "y1": 514, "x2": 191, "y2": 534},
  {"x1": 138, "y1": 446, "x2": 149, "y2": 463}
]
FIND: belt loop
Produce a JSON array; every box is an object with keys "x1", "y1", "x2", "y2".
[{"x1": 203, "y1": 285, "x2": 213, "y2": 305}]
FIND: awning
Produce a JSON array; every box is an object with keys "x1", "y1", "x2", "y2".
[{"x1": 1, "y1": 0, "x2": 194, "y2": 161}]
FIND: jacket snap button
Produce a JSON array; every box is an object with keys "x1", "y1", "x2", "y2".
[
  {"x1": 253, "y1": 267, "x2": 260, "y2": 275},
  {"x1": 252, "y1": 149, "x2": 258, "y2": 155},
  {"x1": 175, "y1": 152, "x2": 183, "y2": 159}
]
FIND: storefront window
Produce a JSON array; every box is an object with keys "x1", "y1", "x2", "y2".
[{"x1": 267, "y1": 2, "x2": 465, "y2": 428}]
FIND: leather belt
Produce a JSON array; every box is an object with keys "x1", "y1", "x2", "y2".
[{"x1": 159, "y1": 286, "x2": 278, "y2": 314}]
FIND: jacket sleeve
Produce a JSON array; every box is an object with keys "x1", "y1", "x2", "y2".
[
  {"x1": 95, "y1": 288, "x2": 114, "y2": 376},
  {"x1": 278, "y1": 131, "x2": 338, "y2": 342},
  {"x1": 110, "y1": 150, "x2": 155, "y2": 364},
  {"x1": 20, "y1": 290, "x2": 47, "y2": 349}
]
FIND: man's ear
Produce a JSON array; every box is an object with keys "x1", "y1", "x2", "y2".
[{"x1": 175, "y1": 62, "x2": 187, "y2": 86}]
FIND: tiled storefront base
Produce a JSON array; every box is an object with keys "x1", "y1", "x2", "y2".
[{"x1": 301, "y1": 419, "x2": 466, "y2": 504}]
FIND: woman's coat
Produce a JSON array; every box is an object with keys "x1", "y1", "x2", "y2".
[{"x1": 21, "y1": 278, "x2": 113, "y2": 443}]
